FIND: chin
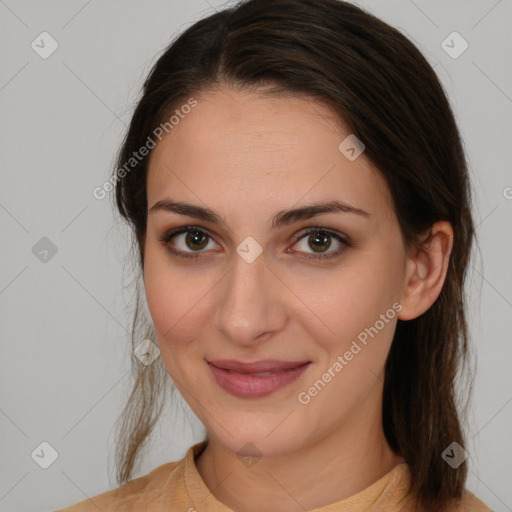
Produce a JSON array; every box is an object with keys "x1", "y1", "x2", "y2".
[{"x1": 208, "y1": 424, "x2": 307, "y2": 459}]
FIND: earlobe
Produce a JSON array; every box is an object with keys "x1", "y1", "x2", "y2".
[{"x1": 397, "y1": 221, "x2": 454, "y2": 321}]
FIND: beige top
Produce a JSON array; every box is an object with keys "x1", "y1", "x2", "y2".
[{"x1": 54, "y1": 440, "x2": 492, "y2": 511}]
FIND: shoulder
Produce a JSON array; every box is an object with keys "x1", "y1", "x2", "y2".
[
  {"x1": 53, "y1": 460, "x2": 180, "y2": 511},
  {"x1": 446, "y1": 489, "x2": 494, "y2": 512}
]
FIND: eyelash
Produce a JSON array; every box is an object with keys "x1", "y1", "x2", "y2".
[{"x1": 158, "y1": 225, "x2": 351, "y2": 261}]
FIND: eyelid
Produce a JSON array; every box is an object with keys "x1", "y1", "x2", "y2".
[
  {"x1": 287, "y1": 226, "x2": 350, "y2": 260},
  {"x1": 292, "y1": 226, "x2": 350, "y2": 245},
  {"x1": 158, "y1": 224, "x2": 351, "y2": 260},
  {"x1": 157, "y1": 225, "x2": 220, "y2": 259}
]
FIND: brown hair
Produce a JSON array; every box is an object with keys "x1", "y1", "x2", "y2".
[{"x1": 109, "y1": 1, "x2": 477, "y2": 510}]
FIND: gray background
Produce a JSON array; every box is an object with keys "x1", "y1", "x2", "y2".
[{"x1": 0, "y1": 0, "x2": 511, "y2": 510}]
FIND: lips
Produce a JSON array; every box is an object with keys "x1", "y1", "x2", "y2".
[
  {"x1": 207, "y1": 359, "x2": 312, "y2": 398},
  {"x1": 207, "y1": 359, "x2": 310, "y2": 374}
]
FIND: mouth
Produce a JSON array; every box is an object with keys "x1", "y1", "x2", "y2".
[
  {"x1": 207, "y1": 359, "x2": 311, "y2": 373},
  {"x1": 206, "y1": 360, "x2": 311, "y2": 398}
]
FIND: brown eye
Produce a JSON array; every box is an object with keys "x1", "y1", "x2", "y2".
[
  {"x1": 291, "y1": 228, "x2": 350, "y2": 260},
  {"x1": 159, "y1": 225, "x2": 350, "y2": 261},
  {"x1": 184, "y1": 230, "x2": 209, "y2": 251},
  {"x1": 307, "y1": 231, "x2": 332, "y2": 253},
  {"x1": 158, "y1": 226, "x2": 218, "y2": 259}
]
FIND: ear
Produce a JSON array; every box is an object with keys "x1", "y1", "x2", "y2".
[{"x1": 397, "y1": 221, "x2": 454, "y2": 321}]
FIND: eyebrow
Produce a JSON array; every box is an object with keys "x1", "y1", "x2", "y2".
[{"x1": 148, "y1": 199, "x2": 370, "y2": 229}]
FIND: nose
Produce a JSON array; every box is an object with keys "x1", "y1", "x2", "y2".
[{"x1": 213, "y1": 248, "x2": 287, "y2": 346}]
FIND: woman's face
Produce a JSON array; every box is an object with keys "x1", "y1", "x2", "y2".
[{"x1": 144, "y1": 86, "x2": 411, "y2": 456}]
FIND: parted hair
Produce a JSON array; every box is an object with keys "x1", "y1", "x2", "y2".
[{"x1": 110, "y1": 1, "x2": 476, "y2": 510}]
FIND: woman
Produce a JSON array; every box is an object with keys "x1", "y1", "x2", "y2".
[{"x1": 57, "y1": 0, "x2": 492, "y2": 510}]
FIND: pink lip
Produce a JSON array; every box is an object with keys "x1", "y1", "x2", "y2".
[
  {"x1": 207, "y1": 360, "x2": 311, "y2": 398},
  {"x1": 207, "y1": 359, "x2": 310, "y2": 373}
]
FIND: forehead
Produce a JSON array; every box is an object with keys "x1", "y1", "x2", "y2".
[{"x1": 146, "y1": 86, "x2": 395, "y2": 225}]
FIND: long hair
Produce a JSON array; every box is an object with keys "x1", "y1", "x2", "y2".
[{"x1": 109, "y1": 1, "x2": 476, "y2": 509}]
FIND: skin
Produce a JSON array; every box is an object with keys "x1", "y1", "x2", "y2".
[{"x1": 143, "y1": 85, "x2": 453, "y2": 511}]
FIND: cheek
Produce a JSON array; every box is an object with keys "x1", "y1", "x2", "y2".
[
  {"x1": 291, "y1": 251, "x2": 404, "y2": 396},
  {"x1": 293, "y1": 268, "x2": 401, "y2": 417},
  {"x1": 143, "y1": 246, "x2": 212, "y2": 352},
  {"x1": 297, "y1": 263, "x2": 401, "y2": 346}
]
